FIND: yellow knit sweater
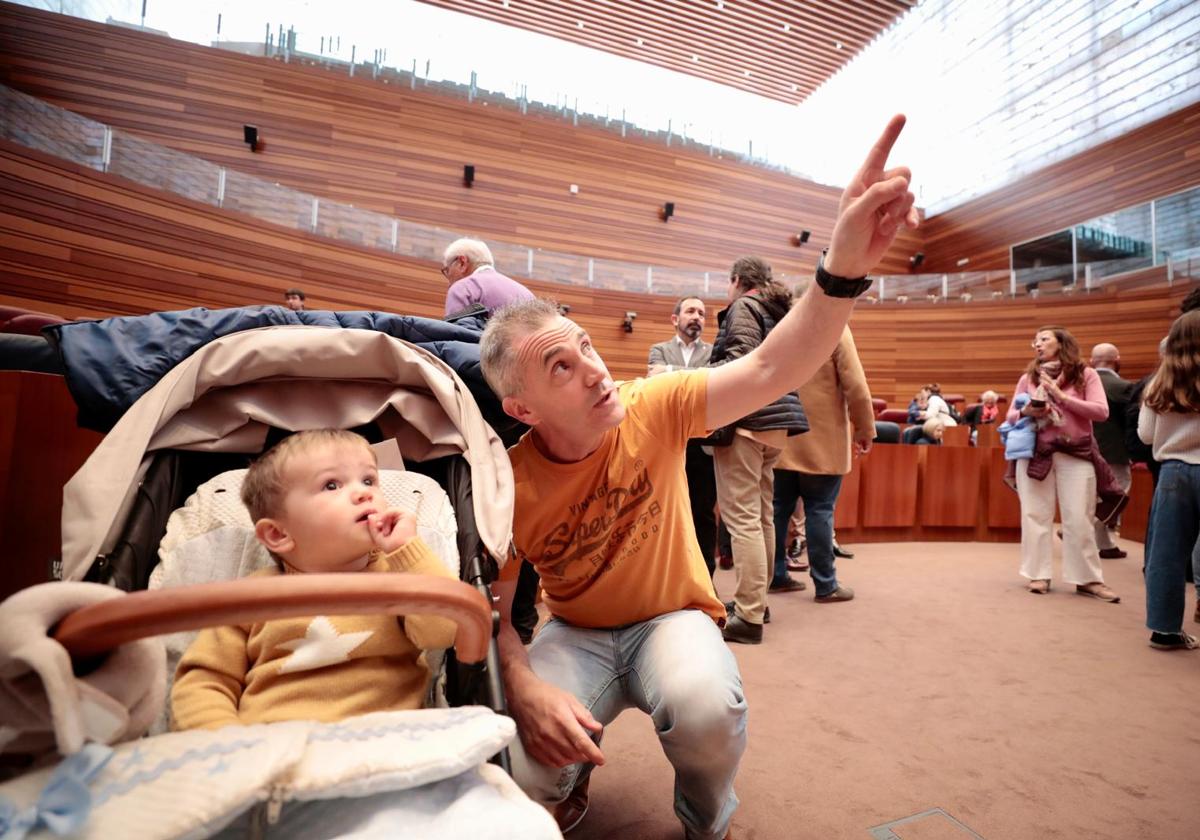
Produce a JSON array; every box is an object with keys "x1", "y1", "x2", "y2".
[{"x1": 171, "y1": 539, "x2": 458, "y2": 731}]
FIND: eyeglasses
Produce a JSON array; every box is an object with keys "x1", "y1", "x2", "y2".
[{"x1": 440, "y1": 256, "x2": 461, "y2": 278}]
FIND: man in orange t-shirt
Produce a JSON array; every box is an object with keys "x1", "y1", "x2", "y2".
[{"x1": 480, "y1": 115, "x2": 918, "y2": 840}]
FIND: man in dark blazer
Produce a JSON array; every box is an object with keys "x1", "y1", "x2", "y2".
[
  {"x1": 1090, "y1": 342, "x2": 1135, "y2": 558},
  {"x1": 648, "y1": 296, "x2": 718, "y2": 574}
]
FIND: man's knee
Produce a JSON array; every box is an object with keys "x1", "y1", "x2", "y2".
[
  {"x1": 659, "y1": 668, "x2": 747, "y2": 751},
  {"x1": 508, "y1": 740, "x2": 582, "y2": 805}
]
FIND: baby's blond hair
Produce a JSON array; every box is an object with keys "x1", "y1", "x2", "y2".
[{"x1": 241, "y1": 430, "x2": 375, "y2": 523}]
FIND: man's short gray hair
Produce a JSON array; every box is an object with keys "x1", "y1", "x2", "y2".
[
  {"x1": 480, "y1": 298, "x2": 562, "y2": 398},
  {"x1": 444, "y1": 237, "x2": 494, "y2": 271}
]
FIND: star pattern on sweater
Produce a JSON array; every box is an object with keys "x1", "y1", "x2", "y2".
[{"x1": 275, "y1": 616, "x2": 373, "y2": 674}]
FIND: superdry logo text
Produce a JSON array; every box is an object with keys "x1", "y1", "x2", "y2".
[{"x1": 540, "y1": 462, "x2": 661, "y2": 578}]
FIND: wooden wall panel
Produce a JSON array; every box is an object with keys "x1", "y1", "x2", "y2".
[
  {"x1": 0, "y1": 2, "x2": 921, "y2": 278},
  {"x1": 2, "y1": 138, "x2": 1189, "y2": 404},
  {"x1": 918, "y1": 102, "x2": 1200, "y2": 272}
]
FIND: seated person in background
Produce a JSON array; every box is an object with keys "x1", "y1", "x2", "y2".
[
  {"x1": 906, "y1": 387, "x2": 930, "y2": 424},
  {"x1": 171, "y1": 429, "x2": 457, "y2": 730},
  {"x1": 924, "y1": 383, "x2": 958, "y2": 426},
  {"x1": 442, "y1": 237, "x2": 535, "y2": 318},
  {"x1": 979, "y1": 390, "x2": 1001, "y2": 423},
  {"x1": 283, "y1": 288, "x2": 306, "y2": 311},
  {"x1": 909, "y1": 417, "x2": 945, "y2": 445},
  {"x1": 998, "y1": 393, "x2": 1037, "y2": 489}
]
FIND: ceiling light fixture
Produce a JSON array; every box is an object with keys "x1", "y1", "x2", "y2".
[
  {"x1": 635, "y1": 37, "x2": 643, "y2": 45},
  {"x1": 790, "y1": 83, "x2": 798, "y2": 92},
  {"x1": 835, "y1": 40, "x2": 843, "y2": 50},
  {"x1": 743, "y1": 70, "x2": 751, "y2": 77},
  {"x1": 692, "y1": 55, "x2": 700, "y2": 62},
  {"x1": 782, "y1": 23, "x2": 790, "y2": 32},
  {"x1": 577, "y1": 21, "x2": 585, "y2": 29}
]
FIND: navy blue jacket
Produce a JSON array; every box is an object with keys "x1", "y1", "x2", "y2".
[{"x1": 42, "y1": 305, "x2": 510, "y2": 434}]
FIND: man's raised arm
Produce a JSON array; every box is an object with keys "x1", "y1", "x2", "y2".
[{"x1": 706, "y1": 114, "x2": 918, "y2": 432}]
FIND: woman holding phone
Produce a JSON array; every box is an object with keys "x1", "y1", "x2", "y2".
[{"x1": 1006, "y1": 325, "x2": 1119, "y2": 602}]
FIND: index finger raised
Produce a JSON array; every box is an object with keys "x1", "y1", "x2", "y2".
[{"x1": 862, "y1": 114, "x2": 907, "y2": 174}]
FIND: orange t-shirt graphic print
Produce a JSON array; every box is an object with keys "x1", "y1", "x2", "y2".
[{"x1": 509, "y1": 370, "x2": 725, "y2": 628}]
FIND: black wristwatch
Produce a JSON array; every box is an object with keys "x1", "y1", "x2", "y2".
[{"x1": 815, "y1": 252, "x2": 873, "y2": 298}]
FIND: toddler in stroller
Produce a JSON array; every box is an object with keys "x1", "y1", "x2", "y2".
[
  {"x1": 171, "y1": 429, "x2": 460, "y2": 731},
  {"x1": 0, "y1": 327, "x2": 561, "y2": 839}
]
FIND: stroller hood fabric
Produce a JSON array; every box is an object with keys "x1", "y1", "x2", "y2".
[
  {"x1": 60, "y1": 327, "x2": 514, "y2": 582},
  {"x1": 41, "y1": 305, "x2": 512, "y2": 436}
]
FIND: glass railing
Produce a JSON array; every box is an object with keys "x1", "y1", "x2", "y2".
[{"x1": 2, "y1": 82, "x2": 1194, "y2": 303}]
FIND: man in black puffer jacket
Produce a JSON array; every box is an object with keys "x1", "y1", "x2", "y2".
[{"x1": 709, "y1": 256, "x2": 809, "y2": 644}]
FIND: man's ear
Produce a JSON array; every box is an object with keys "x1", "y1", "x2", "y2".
[
  {"x1": 670, "y1": 313, "x2": 680, "y2": 328},
  {"x1": 255, "y1": 518, "x2": 295, "y2": 556},
  {"x1": 502, "y1": 394, "x2": 540, "y2": 427}
]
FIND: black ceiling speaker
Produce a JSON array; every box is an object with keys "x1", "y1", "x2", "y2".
[
  {"x1": 243, "y1": 124, "x2": 259, "y2": 152},
  {"x1": 910, "y1": 252, "x2": 925, "y2": 269},
  {"x1": 794, "y1": 229, "x2": 811, "y2": 246},
  {"x1": 662, "y1": 201, "x2": 675, "y2": 222},
  {"x1": 463, "y1": 164, "x2": 475, "y2": 187}
]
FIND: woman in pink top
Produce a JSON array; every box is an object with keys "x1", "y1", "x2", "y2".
[{"x1": 1007, "y1": 325, "x2": 1120, "y2": 602}]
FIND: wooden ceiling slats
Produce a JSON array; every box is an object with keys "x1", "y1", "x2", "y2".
[{"x1": 416, "y1": 0, "x2": 911, "y2": 103}]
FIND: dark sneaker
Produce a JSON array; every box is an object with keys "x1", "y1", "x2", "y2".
[
  {"x1": 724, "y1": 600, "x2": 769, "y2": 624},
  {"x1": 1149, "y1": 632, "x2": 1199, "y2": 651},
  {"x1": 552, "y1": 774, "x2": 590, "y2": 833},
  {"x1": 814, "y1": 586, "x2": 855, "y2": 603},
  {"x1": 769, "y1": 575, "x2": 807, "y2": 593},
  {"x1": 722, "y1": 614, "x2": 763, "y2": 645},
  {"x1": 1098, "y1": 547, "x2": 1128, "y2": 559}
]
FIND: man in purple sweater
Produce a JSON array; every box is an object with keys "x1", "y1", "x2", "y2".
[{"x1": 442, "y1": 238, "x2": 535, "y2": 317}]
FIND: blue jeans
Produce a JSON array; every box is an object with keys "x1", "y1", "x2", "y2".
[
  {"x1": 1144, "y1": 460, "x2": 1200, "y2": 633},
  {"x1": 507, "y1": 609, "x2": 746, "y2": 840},
  {"x1": 772, "y1": 470, "x2": 843, "y2": 597}
]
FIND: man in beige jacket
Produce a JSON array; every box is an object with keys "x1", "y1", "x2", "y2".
[{"x1": 769, "y1": 326, "x2": 875, "y2": 601}]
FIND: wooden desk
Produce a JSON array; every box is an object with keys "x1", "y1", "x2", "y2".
[
  {"x1": 942, "y1": 425, "x2": 971, "y2": 446},
  {"x1": 921, "y1": 446, "x2": 981, "y2": 526},
  {"x1": 975, "y1": 424, "x2": 1001, "y2": 448},
  {"x1": 0, "y1": 372, "x2": 103, "y2": 600},
  {"x1": 833, "y1": 457, "x2": 862, "y2": 530},
  {"x1": 859, "y1": 445, "x2": 920, "y2": 527},
  {"x1": 1120, "y1": 464, "x2": 1154, "y2": 543},
  {"x1": 985, "y1": 447, "x2": 1023, "y2": 529}
]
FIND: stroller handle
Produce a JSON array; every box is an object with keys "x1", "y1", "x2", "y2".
[{"x1": 53, "y1": 574, "x2": 493, "y2": 663}]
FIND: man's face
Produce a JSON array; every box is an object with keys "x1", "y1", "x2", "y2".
[
  {"x1": 440, "y1": 254, "x2": 469, "y2": 284},
  {"x1": 284, "y1": 294, "x2": 304, "y2": 311},
  {"x1": 503, "y1": 316, "x2": 625, "y2": 438},
  {"x1": 672, "y1": 298, "x2": 706, "y2": 342},
  {"x1": 272, "y1": 442, "x2": 381, "y2": 573}
]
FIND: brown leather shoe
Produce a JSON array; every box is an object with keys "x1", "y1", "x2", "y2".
[
  {"x1": 1076, "y1": 582, "x2": 1120, "y2": 603},
  {"x1": 721, "y1": 614, "x2": 763, "y2": 644},
  {"x1": 552, "y1": 774, "x2": 590, "y2": 834}
]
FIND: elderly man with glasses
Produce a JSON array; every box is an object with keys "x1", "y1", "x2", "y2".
[{"x1": 441, "y1": 237, "x2": 535, "y2": 318}]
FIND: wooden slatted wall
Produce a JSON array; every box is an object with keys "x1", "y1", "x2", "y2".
[
  {"x1": 2, "y1": 140, "x2": 1188, "y2": 406},
  {"x1": 919, "y1": 102, "x2": 1200, "y2": 272},
  {"x1": 0, "y1": 2, "x2": 922, "y2": 277}
]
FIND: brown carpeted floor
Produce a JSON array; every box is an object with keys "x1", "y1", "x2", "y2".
[{"x1": 563, "y1": 539, "x2": 1200, "y2": 840}]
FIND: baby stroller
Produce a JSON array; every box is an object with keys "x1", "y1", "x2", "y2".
[{"x1": 0, "y1": 326, "x2": 559, "y2": 839}]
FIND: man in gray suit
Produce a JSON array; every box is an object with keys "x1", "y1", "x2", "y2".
[
  {"x1": 1090, "y1": 342, "x2": 1135, "y2": 558},
  {"x1": 648, "y1": 296, "x2": 718, "y2": 574}
]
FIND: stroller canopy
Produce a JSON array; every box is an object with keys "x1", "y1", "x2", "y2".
[{"x1": 61, "y1": 327, "x2": 514, "y2": 581}]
